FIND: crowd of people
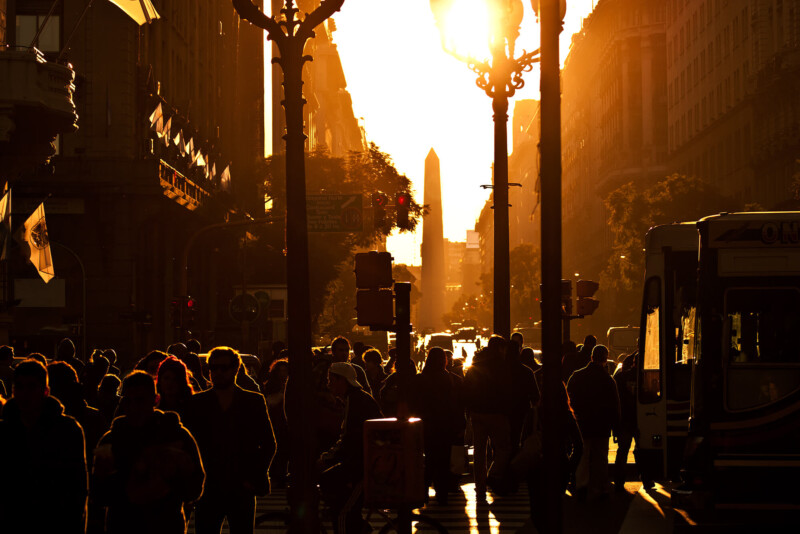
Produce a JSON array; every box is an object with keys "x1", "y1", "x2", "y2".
[{"x1": 0, "y1": 331, "x2": 641, "y2": 533}]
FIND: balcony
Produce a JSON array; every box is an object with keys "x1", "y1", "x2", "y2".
[{"x1": 0, "y1": 48, "x2": 78, "y2": 177}]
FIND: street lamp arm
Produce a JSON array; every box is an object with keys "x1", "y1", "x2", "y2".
[
  {"x1": 295, "y1": 0, "x2": 345, "y2": 41},
  {"x1": 232, "y1": 0, "x2": 285, "y2": 42}
]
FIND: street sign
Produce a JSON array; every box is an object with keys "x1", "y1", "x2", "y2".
[
  {"x1": 229, "y1": 293, "x2": 260, "y2": 323},
  {"x1": 307, "y1": 194, "x2": 363, "y2": 232}
]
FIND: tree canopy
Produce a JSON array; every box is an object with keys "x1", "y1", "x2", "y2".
[{"x1": 262, "y1": 143, "x2": 423, "y2": 334}]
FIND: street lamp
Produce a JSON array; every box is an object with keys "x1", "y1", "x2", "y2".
[
  {"x1": 430, "y1": 0, "x2": 539, "y2": 339},
  {"x1": 232, "y1": 1, "x2": 344, "y2": 533}
]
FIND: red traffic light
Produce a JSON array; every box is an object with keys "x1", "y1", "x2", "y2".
[
  {"x1": 396, "y1": 192, "x2": 411, "y2": 206},
  {"x1": 186, "y1": 298, "x2": 197, "y2": 308},
  {"x1": 372, "y1": 192, "x2": 388, "y2": 207}
]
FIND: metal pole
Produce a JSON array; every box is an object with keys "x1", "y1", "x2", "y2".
[
  {"x1": 492, "y1": 86, "x2": 511, "y2": 340},
  {"x1": 393, "y1": 281, "x2": 412, "y2": 534},
  {"x1": 540, "y1": 0, "x2": 564, "y2": 532}
]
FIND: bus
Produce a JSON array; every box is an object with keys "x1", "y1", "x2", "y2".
[
  {"x1": 637, "y1": 222, "x2": 698, "y2": 482},
  {"x1": 676, "y1": 212, "x2": 800, "y2": 507}
]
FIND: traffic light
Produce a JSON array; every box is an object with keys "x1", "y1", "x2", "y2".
[
  {"x1": 355, "y1": 251, "x2": 394, "y2": 329},
  {"x1": 561, "y1": 279, "x2": 572, "y2": 316},
  {"x1": 396, "y1": 191, "x2": 411, "y2": 230},
  {"x1": 185, "y1": 296, "x2": 198, "y2": 325},
  {"x1": 372, "y1": 192, "x2": 388, "y2": 230},
  {"x1": 576, "y1": 280, "x2": 600, "y2": 316}
]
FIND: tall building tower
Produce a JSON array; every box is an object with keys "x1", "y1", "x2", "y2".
[{"x1": 419, "y1": 148, "x2": 446, "y2": 332}]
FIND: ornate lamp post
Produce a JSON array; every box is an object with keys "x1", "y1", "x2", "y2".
[
  {"x1": 232, "y1": 1, "x2": 344, "y2": 532},
  {"x1": 429, "y1": 0, "x2": 539, "y2": 339}
]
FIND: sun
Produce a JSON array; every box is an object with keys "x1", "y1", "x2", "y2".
[{"x1": 435, "y1": 0, "x2": 492, "y2": 62}]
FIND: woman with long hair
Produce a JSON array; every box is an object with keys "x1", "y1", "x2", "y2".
[{"x1": 156, "y1": 356, "x2": 196, "y2": 419}]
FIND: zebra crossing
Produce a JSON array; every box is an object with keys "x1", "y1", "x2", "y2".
[{"x1": 188, "y1": 481, "x2": 534, "y2": 533}]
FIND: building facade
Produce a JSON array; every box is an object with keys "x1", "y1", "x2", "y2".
[
  {"x1": 4, "y1": 0, "x2": 265, "y2": 363},
  {"x1": 667, "y1": 0, "x2": 800, "y2": 208}
]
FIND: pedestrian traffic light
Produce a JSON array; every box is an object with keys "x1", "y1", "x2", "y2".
[
  {"x1": 185, "y1": 296, "x2": 198, "y2": 325},
  {"x1": 355, "y1": 251, "x2": 394, "y2": 289},
  {"x1": 356, "y1": 289, "x2": 394, "y2": 328},
  {"x1": 396, "y1": 191, "x2": 411, "y2": 230},
  {"x1": 372, "y1": 192, "x2": 388, "y2": 230},
  {"x1": 561, "y1": 279, "x2": 572, "y2": 316},
  {"x1": 576, "y1": 280, "x2": 600, "y2": 316}
]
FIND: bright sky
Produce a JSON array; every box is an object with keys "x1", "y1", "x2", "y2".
[{"x1": 330, "y1": 0, "x2": 597, "y2": 265}]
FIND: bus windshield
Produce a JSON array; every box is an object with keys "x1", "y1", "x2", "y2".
[{"x1": 724, "y1": 286, "x2": 800, "y2": 411}]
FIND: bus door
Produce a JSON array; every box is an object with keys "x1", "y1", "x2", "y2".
[{"x1": 638, "y1": 276, "x2": 667, "y2": 478}]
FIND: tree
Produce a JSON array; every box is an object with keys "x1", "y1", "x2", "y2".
[
  {"x1": 262, "y1": 143, "x2": 423, "y2": 333},
  {"x1": 603, "y1": 173, "x2": 735, "y2": 321}
]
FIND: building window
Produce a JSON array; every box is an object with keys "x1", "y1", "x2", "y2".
[{"x1": 15, "y1": 14, "x2": 61, "y2": 53}]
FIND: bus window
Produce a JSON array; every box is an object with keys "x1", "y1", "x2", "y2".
[
  {"x1": 641, "y1": 277, "x2": 662, "y2": 403},
  {"x1": 724, "y1": 287, "x2": 800, "y2": 411},
  {"x1": 681, "y1": 307, "x2": 696, "y2": 364}
]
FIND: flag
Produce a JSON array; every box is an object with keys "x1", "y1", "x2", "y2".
[
  {"x1": 220, "y1": 165, "x2": 231, "y2": 192},
  {"x1": 148, "y1": 103, "x2": 162, "y2": 129},
  {"x1": 108, "y1": 0, "x2": 160, "y2": 25},
  {"x1": 0, "y1": 189, "x2": 10, "y2": 261},
  {"x1": 185, "y1": 137, "x2": 194, "y2": 158},
  {"x1": 210, "y1": 162, "x2": 217, "y2": 180},
  {"x1": 161, "y1": 117, "x2": 172, "y2": 145},
  {"x1": 173, "y1": 130, "x2": 183, "y2": 154},
  {"x1": 196, "y1": 152, "x2": 206, "y2": 167},
  {"x1": 16, "y1": 203, "x2": 54, "y2": 283}
]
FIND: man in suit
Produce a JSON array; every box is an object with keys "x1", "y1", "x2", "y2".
[{"x1": 183, "y1": 347, "x2": 276, "y2": 534}]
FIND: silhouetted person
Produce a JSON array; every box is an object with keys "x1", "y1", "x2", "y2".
[
  {"x1": 57, "y1": 337, "x2": 85, "y2": 375},
  {"x1": 103, "y1": 349, "x2": 122, "y2": 376},
  {"x1": 167, "y1": 343, "x2": 189, "y2": 360},
  {"x1": 528, "y1": 382, "x2": 582, "y2": 531},
  {"x1": 318, "y1": 363, "x2": 382, "y2": 534},
  {"x1": 563, "y1": 335, "x2": 596, "y2": 383},
  {"x1": 0, "y1": 359, "x2": 88, "y2": 533},
  {"x1": 412, "y1": 347, "x2": 465, "y2": 504},
  {"x1": 186, "y1": 339, "x2": 202, "y2": 356},
  {"x1": 156, "y1": 356, "x2": 196, "y2": 419},
  {"x1": 520, "y1": 347, "x2": 540, "y2": 372},
  {"x1": 379, "y1": 356, "x2": 417, "y2": 417},
  {"x1": 180, "y1": 351, "x2": 208, "y2": 391},
  {"x1": 48, "y1": 361, "x2": 109, "y2": 468},
  {"x1": 351, "y1": 340, "x2": 366, "y2": 369},
  {"x1": 567, "y1": 344, "x2": 619, "y2": 500},
  {"x1": 613, "y1": 352, "x2": 646, "y2": 490},
  {"x1": 183, "y1": 347, "x2": 275, "y2": 534},
  {"x1": 136, "y1": 350, "x2": 169, "y2": 377},
  {"x1": 92, "y1": 371, "x2": 204, "y2": 534},
  {"x1": 507, "y1": 342, "x2": 540, "y2": 459},
  {"x1": 263, "y1": 359, "x2": 289, "y2": 488},
  {"x1": 81, "y1": 353, "x2": 109, "y2": 408},
  {"x1": 0, "y1": 345, "x2": 15, "y2": 398},
  {"x1": 464, "y1": 335, "x2": 514, "y2": 501},
  {"x1": 363, "y1": 348, "x2": 387, "y2": 396},
  {"x1": 331, "y1": 336, "x2": 371, "y2": 395},
  {"x1": 97, "y1": 374, "x2": 122, "y2": 423}
]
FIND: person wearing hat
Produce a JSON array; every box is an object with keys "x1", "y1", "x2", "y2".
[{"x1": 318, "y1": 362, "x2": 382, "y2": 534}]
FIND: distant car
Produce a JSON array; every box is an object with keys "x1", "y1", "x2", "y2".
[
  {"x1": 607, "y1": 326, "x2": 639, "y2": 363},
  {"x1": 426, "y1": 333, "x2": 454, "y2": 352},
  {"x1": 455, "y1": 327, "x2": 477, "y2": 341}
]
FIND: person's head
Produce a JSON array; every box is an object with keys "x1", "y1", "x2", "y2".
[
  {"x1": 330, "y1": 336, "x2": 351, "y2": 363},
  {"x1": 27, "y1": 352, "x2": 47, "y2": 367},
  {"x1": 423, "y1": 347, "x2": 447, "y2": 374},
  {"x1": 207, "y1": 346, "x2": 241, "y2": 389},
  {"x1": 186, "y1": 339, "x2": 201, "y2": 355},
  {"x1": 487, "y1": 335, "x2": 507, "y2": 359},
  {"x1": 156, "y1": 356, "x2": 194, "y2": 402},
  {"x1": 561, "y1": 340, "x2": 577, "y2": 356},
  {"x1": 621, "y1": 352, "x2": 636, "y2": 371},
  {"x1": 352, "y1": 341, "x2": 366, "y2": 360},
  {"x1": 12, "y1": 359, "x2": 49, "y2": 414},
  {"x1": 444, "y1": 349, "x2": 454, "y2": 368},
  {"x1": 264, "y1": 359, "x2": 290, "y2": 394},
  {"x1": 582, "y1": 335, "x2": 597, "y2": 352},
  {"x1": 0, "y1": 345, "x2": 14, "y2": 364},
  {"x1": 102, "y1": 349, "x2": 117, "y2": 366},
  {"x1": 591, "y1": 344, "x2": 609, "y2": 365},
  {"x1": 520, "y1": 347, "x2": 539, "y2": 370},
  {"x1": 363, "y1": 349, "x2": 382, "y2": 372},
  {"x1": 120, "y1": 371, "x2": 158, "y2": 426},
  {"x1": 510, "y1": 332, "x2": 524, "y2": 353},
  {"x1": 86, "y1": 354, "x2": 110, "y2": 383},
  {"x1": 98, "y1": 374, "x2": 121, "y2": 399},
  {"x1": 137, "y1": 350, "x2": 169, "y2": 377},
  {"x1": 327, "y1": 362, "x2": 359, "y2": 398},
  {"x1": 46, "y1": 361, "x2": 81, "y2": 409},
  {"x1": 180, "y1": 352, "x2": 204, "y2": 385},
  {"x1": 167, "y1": 343, "x2": 188, "y2": 359},
  {"x1": 56, "y1": 338, "x2": 76, "y2": 361}
]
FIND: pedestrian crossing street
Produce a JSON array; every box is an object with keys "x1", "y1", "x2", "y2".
[{"x1": 189, "y1": 482, "x2": 534, "y2": 533}]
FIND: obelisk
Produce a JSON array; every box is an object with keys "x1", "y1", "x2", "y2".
[{"x1": 419, "y1": 149, "x2": 447, "y2": 332}]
